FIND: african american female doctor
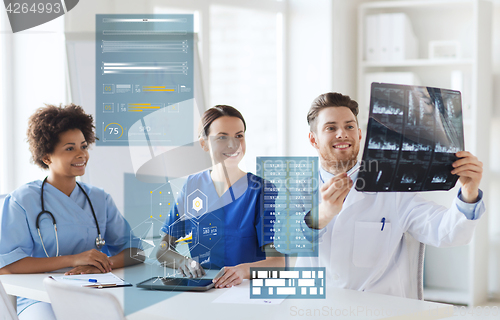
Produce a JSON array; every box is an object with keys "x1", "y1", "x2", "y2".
[{"x1": 0, "y1": 104, "x2": 143, "y2": 319}]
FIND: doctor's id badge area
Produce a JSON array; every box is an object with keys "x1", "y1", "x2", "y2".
[
  {"x1": 96, "y1": 14, "x2": 194, "y2": 146},
  {"x1": 257, "y1": 157, "x2": 319, "y2": 257}
]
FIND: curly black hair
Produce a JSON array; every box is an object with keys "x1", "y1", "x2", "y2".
[{"x1": 26, "y1": 104, "x2": 96, "y2": 169}]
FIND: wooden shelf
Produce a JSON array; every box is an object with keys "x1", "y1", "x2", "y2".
[
  {"x1": 360, "y1": 0, "x2": 473, "y2": 10},
  {"x1": 361, "y1": 59, "x2": 474, "y2": 68}
]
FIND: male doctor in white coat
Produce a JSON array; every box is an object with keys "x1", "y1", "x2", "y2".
[{"x1": 296, "y1": 92, "x2": 485, "y2": 299}]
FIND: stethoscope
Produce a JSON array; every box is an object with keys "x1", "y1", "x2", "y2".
[{"x1": 36, "y1": 177, "x2": 105, "y2": 257}]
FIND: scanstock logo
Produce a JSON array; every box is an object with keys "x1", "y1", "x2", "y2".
[{"x1": 3, "y1": 0, "x2": 79, "y2": 32}]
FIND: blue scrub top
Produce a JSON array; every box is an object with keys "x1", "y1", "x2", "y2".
[
  {"x1": 161, "y1": 171, "x2": 277, "y2": 269},
  {"x1": 0, "y1": 180, "x2": 141, "y2": 313}
]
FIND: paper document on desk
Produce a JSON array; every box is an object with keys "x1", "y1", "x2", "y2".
[
  {"x1": 49, "y1": 272, "x2": 132, "y2": 288},
  {"x1": 212, "y1": 280, "x2": 284, "y2": 305}
]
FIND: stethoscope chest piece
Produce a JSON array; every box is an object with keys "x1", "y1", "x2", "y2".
[{"x1": 96, "y1": 234, "x2": 105, "y2": 249}]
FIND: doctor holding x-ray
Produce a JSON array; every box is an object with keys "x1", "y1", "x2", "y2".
[{"x1": 295, "y1": 92, "x2": 485, "y2": 299}]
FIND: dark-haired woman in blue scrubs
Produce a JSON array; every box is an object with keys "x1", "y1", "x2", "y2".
[{"x1": 157, "y1": 105, "x2": 284, "y2": 288}]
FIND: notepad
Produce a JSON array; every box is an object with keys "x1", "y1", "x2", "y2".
[{"x1": 49, "y1": 272, "x2": 132, "y2": 288}]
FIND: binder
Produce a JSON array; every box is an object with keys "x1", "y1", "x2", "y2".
[
  {"x1": 391, "y1": 13, "x2": 418, "y2": 60},
  {"x1": 365, "y1": 12, "x2": 418, "y2": 62},
  {"x1": 378, "y1": 13, "x2": 393, "y2": 61},
  {"x1": 365, "y1": 14, "x2": 379, "y2": 61}
]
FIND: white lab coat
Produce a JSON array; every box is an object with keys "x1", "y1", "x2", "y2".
[{"x1": 295, "y1": 167, "x2": 485, "y2": 299}]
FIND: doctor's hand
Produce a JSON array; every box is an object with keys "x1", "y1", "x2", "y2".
[
  {"x1": 178, "y1": 257, "x2": 205, "y2": 278},
  {"x1": 316, "y1": 173, "x2": 353, "y2": 229},
  {"x1": 70, "y1": 249, "x2": 113, "y2": 273},
  {"x1": 65, "y1": 265, "x2": 102, "y2": 275},
  {"x1": 213, "y1": 265, "x2": 247, "y2": 288},
  {"x1": 453, "y1": 151, "x2": 483, "y2": 203}
]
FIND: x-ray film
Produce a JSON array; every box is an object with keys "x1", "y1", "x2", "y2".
[{"x1": 356, "y1": 83, "x2": 464, "y2": 192}]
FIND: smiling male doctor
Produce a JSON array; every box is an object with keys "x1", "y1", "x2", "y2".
[{"x1": 295, "y1": 92, "x2": 485, "y2": 298}]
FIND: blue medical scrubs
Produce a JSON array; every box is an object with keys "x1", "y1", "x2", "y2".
[
  {"x1": 0, "y1": 180, "x2": 141, "y2": 314},
  {"x1": 161, "y1": 171, "x2": 277, "y2": 269}
]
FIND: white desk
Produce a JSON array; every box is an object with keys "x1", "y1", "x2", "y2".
[{"x1": 1, "y1": 263, "x2": 454, "y2": 320}]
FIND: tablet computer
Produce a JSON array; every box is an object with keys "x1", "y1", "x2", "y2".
[{"x1": 136, "y1": 277, "x2": 215, "y2": 292}]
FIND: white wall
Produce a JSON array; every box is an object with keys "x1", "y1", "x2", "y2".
[
  {"x1": 488, "y1": 0, "x2": 500, "y2": 297},
  {"x1": 286, "y1": 0, "x2": 333, "y2": 156},
  {"x1": 0, "y1": 8, "x2": 13, "y2": 194},
  {"x1": 285, "y1": 0, "x2": 365, "y2": 157},
  {"x1": 1, "y1": 18, "x2": 66, "y2": 192}
]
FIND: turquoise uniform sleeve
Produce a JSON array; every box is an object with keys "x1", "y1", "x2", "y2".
[{"x1": 0, "y1": 195, "x2": 32, "y2": 268}]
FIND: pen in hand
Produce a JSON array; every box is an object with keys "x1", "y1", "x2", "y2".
[
  {"x1": 348, "y1": 165, "x2": 360, "y2": 177},
  {"x1": 341, "y1": 166, "x2": 360, "y2": 204}
]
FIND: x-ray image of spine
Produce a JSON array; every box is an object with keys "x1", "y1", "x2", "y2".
[
  {"x1": 435, "y1": 142, "x2": 461, "y2": 153},
  {"x1": 431, "y1": 173, "x2": 448, "y2": 184},
  {"x1": 422, "y1": 87, "x2": 463, "y2": 152},
  {"x1": 408, "y1": 93, "x2": 419, "y2": 126},
  {"x1": 372, "y1": 101, "x2": 404, "y2": 115},
  {"x1": 368, "y1": 136, "x2": 399, "y2": 150},
  {"x1": 367, "y1": 120, "x2": 400, "y2": 151},
  {"x1": 402, "y1": 140, "x2": 432, "y2": 152},
  {"x1": 401, "y1": 172, "x2": 417, "y2": 184},
  {"x1": 439, "y1": 91, "x2": 464, "y2": 151},
  {"x1": 357, "y1": 83, "x2": 464, "y2": 192}
]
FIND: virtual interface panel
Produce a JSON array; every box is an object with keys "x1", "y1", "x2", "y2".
[
  {"x1": 96, "y1": 14, "x2": 194, "y2": 146},
  {"x1": 250, "y1": 267, "x2": 326, "y2": 299},
  {"x1": 257, "y1": 157, "x2": 319, "y2": 257}
]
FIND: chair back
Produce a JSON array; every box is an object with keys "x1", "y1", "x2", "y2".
[
  {"x1": 417, "y1": 242, "x2": 426, "y2": 300},
  {"x1": 0, "y1": 280, "x2": 18, "y2": 320},
  {"x1": 43, "y1": 277, "x2": 125, "y2": 320},
  {"x1": 0, "y1": 194, "x2": 7, "y2": 216},
  {"x1": 1, "y1": 194, "x2": 7, "y2": 234},
  {"x1": 404, "y1": 232, "x2": 425, "y2": 300}
]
